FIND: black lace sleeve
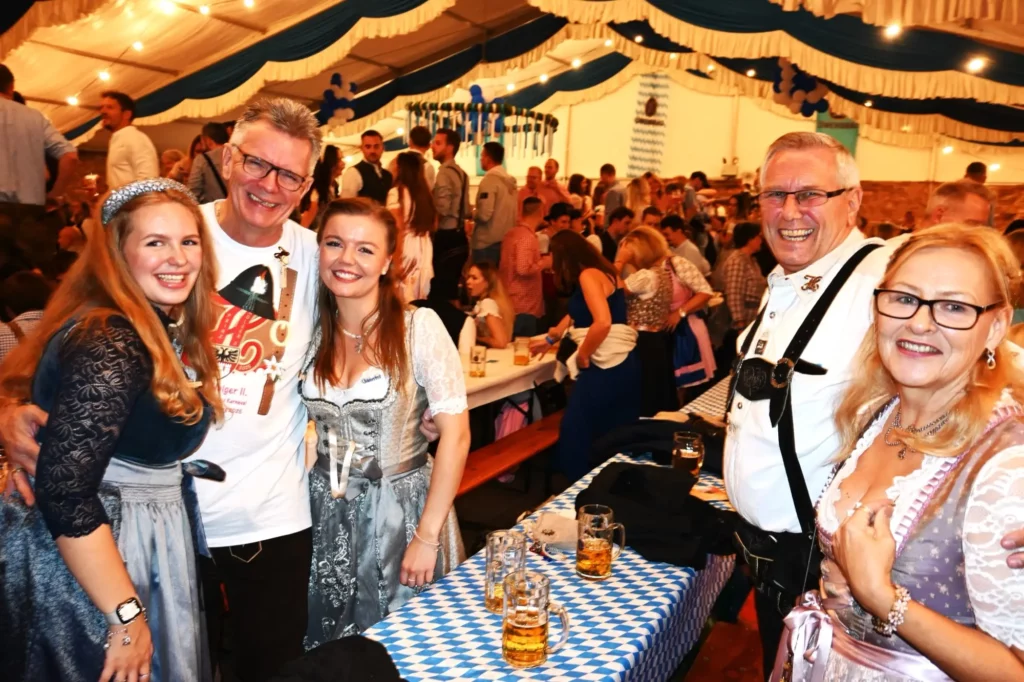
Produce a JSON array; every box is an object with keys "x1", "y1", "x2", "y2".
[{"x1": 35, "y1": 317, "x2": 153, "y2": 539}]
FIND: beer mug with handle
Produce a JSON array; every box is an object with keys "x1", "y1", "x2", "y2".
[
  {"x1": 502, "y1": 570, "x2": 571, "y2": 668},
  {"x1": 484, "y1": 530, "x2": 527, "y2": 613},
  {"x1": 575, "y1": 504, "x2": 625, "y2": 580}
]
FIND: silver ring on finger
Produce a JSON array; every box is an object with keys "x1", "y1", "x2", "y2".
[{"x1": 11, "y1": 465, "x2": 25, "y2": 476}]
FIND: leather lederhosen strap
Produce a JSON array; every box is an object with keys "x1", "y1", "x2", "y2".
[{"x1": 728, "y1": 242, "x2": 882, "y2": 538}]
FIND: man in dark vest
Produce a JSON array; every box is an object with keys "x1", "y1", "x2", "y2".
[{"x1": 340, "y1": 129, "x2": 392, "y2": 204}]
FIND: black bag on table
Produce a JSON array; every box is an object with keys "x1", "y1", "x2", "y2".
[{"x1": 588, "y1": 415, "x2": 725, "y2": 476}]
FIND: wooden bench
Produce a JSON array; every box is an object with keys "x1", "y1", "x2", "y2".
[{"x1": 457, "y1": 411, "x2": 563, "y2": 496}]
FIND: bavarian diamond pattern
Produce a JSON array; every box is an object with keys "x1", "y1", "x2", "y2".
[{"x1": 365, "y1": 454, "x2": 735, "y2": 681}]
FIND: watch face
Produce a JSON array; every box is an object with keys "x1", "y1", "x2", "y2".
[{"x1": 117, "y1": 598, "x2": 142, "y2": 623}]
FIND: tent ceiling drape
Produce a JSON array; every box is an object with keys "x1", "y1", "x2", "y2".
[{"x1": 4, "y1": 0, "x2": 1023, "y2": 153}]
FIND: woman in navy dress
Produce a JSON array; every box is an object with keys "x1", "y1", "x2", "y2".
[
  {"x1": 0, "y1": 179, "x2": 223, "y2": 682},
  {"x1": 533, "y1": 231, "x2": 641, "y2": 481}
]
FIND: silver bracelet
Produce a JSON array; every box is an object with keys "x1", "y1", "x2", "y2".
[
  {"x1": 872, "y1": 585, "x2": 911, "y2": 636},
  {"x1": 413, "y1": 529, "x2": 440, "y2": 551}
]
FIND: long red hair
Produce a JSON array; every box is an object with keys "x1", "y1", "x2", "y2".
[
  {"x1": 313, "y1": 198, "x2": 408, "y2": 393},
  {"x1": 0, "y1": 190, "x2": 223, "y2": 424}
]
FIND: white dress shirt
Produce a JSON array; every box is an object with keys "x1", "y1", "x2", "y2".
[
  {"x1": 106, "y1": 125, "x2": 159, "y2": 189},
  {"x1": 724, "y1": 229, "x2": 894, "y2": 533}
]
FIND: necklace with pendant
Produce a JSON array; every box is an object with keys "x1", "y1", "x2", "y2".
[
  {"x1": 883, "y1": 406, "x2": 950, "y2": 459},
  {"x1": 342, "y1": 328, "x2": 364, "y2": 354}
]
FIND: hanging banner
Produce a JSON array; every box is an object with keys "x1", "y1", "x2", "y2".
[
  {"x1": 628, "y1": 73, "x2": 669, "y2": 177},
  {"x1": 816, "y1": 111, "x2": 859, "y2": 157}
]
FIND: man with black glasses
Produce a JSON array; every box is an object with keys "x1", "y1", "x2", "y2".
[{"x1": 726, "y1": 132, "x2": 1024, "y2": 678}]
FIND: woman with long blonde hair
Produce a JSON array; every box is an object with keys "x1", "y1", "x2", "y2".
[
  {"x1": 301, "y1": 198, "x2": 469, "y2": 645},
  {"x1": 773, "y1": 224, "x2": 1024, "y2": 681},
  {"x1": 464, "y1": 261, "x2": 514, "y2": 349},
  {"x1": 0, "y1": 179, "x2": 224, "y2": 682},
  {"x1": 624, "y1": 176, "x2": 651, "y2": 216}
]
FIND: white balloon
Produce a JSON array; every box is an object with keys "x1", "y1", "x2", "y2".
[
  {"x1": 806, "y1": 90, "x2": 822, "y2": 104},
  {"x1": 788, "y1": 100, "x2": 803, "y2": 113},
  {"x1": 773, "y1": 91, "x2": 788, "y2": 104},
  {"x1": 793, "y1": 90, "x2": 806, "y2": 103}
]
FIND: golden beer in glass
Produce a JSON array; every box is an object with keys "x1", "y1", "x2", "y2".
[
  {"x1": 513, "y1": 337, "x2": 531, "y2": 366},
  {"x1": 501, "y1": 570, "x2": 570, "y2": 668},
  {"x1": 484, "y1": 530, "x2": 526, "y2": 614},
  {"x1": 576, "y1": 504, "x2": 625, "y2": 580},
  {"x1": 672, "y1": 432, "x2": 705, "y2": 477},
  {"x1": 470, "y1": 345, "x2": 487, "y2": 378}
]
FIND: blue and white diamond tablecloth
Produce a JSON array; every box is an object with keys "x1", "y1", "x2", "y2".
[{"x1": 366, "y1": 454, "x2": 735, "y2": 682}]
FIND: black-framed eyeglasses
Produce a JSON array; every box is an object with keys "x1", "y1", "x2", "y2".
[
  {"x1": 757, "y1": 187, "x2": 851, "y2": 208},
  {"x1": 873, "y1": 289, "x2": 1002, "y2": 330},
  {"x1": 229, "y1": 145, "x2": 307, "y2": 191}
]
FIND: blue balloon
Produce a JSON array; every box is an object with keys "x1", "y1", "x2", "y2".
[
  {"x1": 815, "y1": 98, "x2": 829, "y2": 113},
  {"x1": 800, "y1": 101, "x2": 815, "y2": 117},
  {"x1": 330, "y1": 73, "x2": 342, "y2": 88},
  {"x1": 349, "y1": 81, "x2": 358, "y2": 94}
]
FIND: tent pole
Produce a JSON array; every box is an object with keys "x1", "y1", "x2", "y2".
[{"x1": 563, "y1": 104, "x2": 573, "y2": 178}]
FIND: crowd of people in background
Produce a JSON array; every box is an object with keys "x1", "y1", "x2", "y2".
[{"x1": 2, "y1": 54, "x2": 1024, "y2": 682}]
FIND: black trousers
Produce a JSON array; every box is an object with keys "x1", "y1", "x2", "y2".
[
  {"x1": 201, "y1": 528, "x2": 313, "y2": 682},
  {"x1": 734, "y1": 520, "x2": 821, "y2": 680},
  {"x1": 432, "y1": 228, "x2": 469, "y2": 297}
]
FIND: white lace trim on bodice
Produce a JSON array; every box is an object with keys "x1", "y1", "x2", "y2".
[
  {"x1": 303, "y1": 308, "x2": 468, "y2": 417},
  {"x1": 818, "y1": 399, "x2": 946, "y2": 549},
  {"x1": 820, "y1": 394, "x2": 1024, "y2": 651}
]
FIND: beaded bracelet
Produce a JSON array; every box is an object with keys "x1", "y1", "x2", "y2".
[{"x1": 872, "y1": 585, "x2": 911, "y2": 636}]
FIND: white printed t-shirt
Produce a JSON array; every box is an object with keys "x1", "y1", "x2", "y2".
[{"x1": 188, "y1": 201, "x2": 319, "y2": 547}]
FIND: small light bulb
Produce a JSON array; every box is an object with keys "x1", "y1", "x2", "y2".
[
  {"x1": 98, "y1": 70, "x2": 111, "y2": 81},
  {"x1": 883, "y1": 23, "x2": 902, "y2": 38},
  {"x1": 539, "y1": 73, "x2": 549, "y2": 83},
  {"x1": 706, "y1": 64, "x2": 715, "y2": 73},
  {"x1": 966, "y1": 57, "x2": 986, "y2": 73},
  {"x1": 864, "y1": 99, "x2": 873, "y2": 107},
  {"x1": 66, "y1": 96, "x2": 79, "y2": 106},
  {"x1": 604, "y1": 39, "x2": 613, "y2": 47},
  {"x1": 199, "y1": 4, "x2": 210, "y2": 13},
  {"x1": 343, "y1": 156, "x2": 353, "y2": 164},
  {"x1": 571, "y1": 58, "x2": 582, "y2": 68},
  {"x1": 901, "y1": 124, "x2": 911, "y2": 132},
  {"x1": 243, "y1": 0, "x2": 254, "y2": 8},
  {"x1": 746, "y1": 68, "x2": 756, "y2": 77},
  {"x1": 132, "y1": 41, "x2": 143, "y2": 51},
  {"x1": 396, "y1": 127, "x2": 404, "y2": 135},
  {"x1": 158, "y1": 0, "x2": 175, "y2": 14},
  {"x1": 634, "y1": 35, "x2": 643, "y2": 43},
  {"x1": 506, "y1": 83, "x2": 515, "y2": 92},
  {"x1": 942, "y1": 146, "x2": 954, "y2": 154},
  {"x1": 989, "y1": 163, "x2": 1001, "y2": 171},
  {"x1": 669, "y1": 53, "x2": 678, "y2": 60}
]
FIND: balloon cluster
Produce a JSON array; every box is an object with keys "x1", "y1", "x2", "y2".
[
  {"x1": 772, "y1": 58, "x2": 829, "y2": 118},
  {"x1": 318, "y1": 72, "x2": 358, "y2": 126}
]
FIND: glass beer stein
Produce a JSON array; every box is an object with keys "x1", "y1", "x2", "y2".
[
  {"x1": 575, "y1": 504, "x2": 625, "y2": 580},
  {"x1": 672, "y1": 432, "x2": 705, "y2": 477},
  {"x1": 513, "y1": 337, "x2": 531, "y2": 366},
  {"x1": 484, "y1": 530, "x2": 527, "y2": 613},
  {"x1": 501, "y1": 570, "x2": 571, "y2": 669},
  {"x1": 470, "y1": 345, "x2": 487, "y2": 378}
]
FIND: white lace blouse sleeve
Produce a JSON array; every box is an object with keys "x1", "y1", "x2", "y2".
[
  {"x1": 412, "y1": 308, "x2": 468, "y2": 416},
  {"x1": 963, "y1": 444, "x2": 1024, "y2": 649},
  {"x1": 624, "y1": 269, "x2": 659, "y2": 300}
]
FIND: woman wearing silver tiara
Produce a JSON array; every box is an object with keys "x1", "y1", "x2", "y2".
[
  {"x1": 301, "y1": 198, "x2": 470, "y2": 645},
  {"x1": 0, "y1": 179, "x2": 224, "y2": 682}
]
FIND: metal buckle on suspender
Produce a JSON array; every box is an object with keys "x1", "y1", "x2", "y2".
[{"x1": 770, "y1": 357, "x2": 796, "y2": 390}]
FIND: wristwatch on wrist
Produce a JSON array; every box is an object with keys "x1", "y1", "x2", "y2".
[{"x1": 105, "y1": 596, "x2": 145, "y2": 626}]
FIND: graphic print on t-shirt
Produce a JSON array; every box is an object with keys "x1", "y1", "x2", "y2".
[{"x1": 210, "y1": 263, "x2": 294, "y2": 416}]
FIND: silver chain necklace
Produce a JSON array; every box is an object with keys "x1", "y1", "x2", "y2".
[
  {"x1": 883, "y1": 407, "x2": 950, "y2": 459},
  {"x1": 342, "y1": 328, "x2": 364, "y2": 353}
]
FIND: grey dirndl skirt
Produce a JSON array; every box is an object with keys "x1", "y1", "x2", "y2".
[{"x1": 0, "y1": 458, "x2": 211, "y2": 682}]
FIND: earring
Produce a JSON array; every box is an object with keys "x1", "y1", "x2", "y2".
[{"x1": 986, "y1": 348, "x2": 996, "y2": 370}]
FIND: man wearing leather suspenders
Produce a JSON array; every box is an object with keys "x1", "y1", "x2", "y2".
[
  {"x1": 728, "y1": 132, "x2": 1024, "y2": 678},
  {"x1": 725, "y1": 133, "x2": 892, "y2": 675}
]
